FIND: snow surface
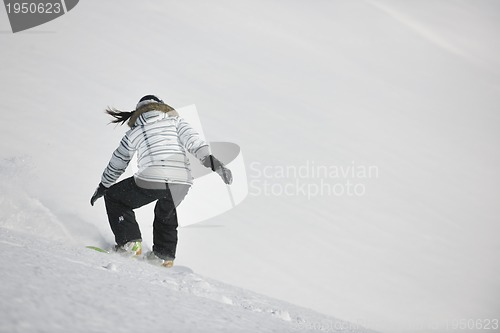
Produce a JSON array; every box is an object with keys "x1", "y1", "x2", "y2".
[
  {"x1": 1, "y1": 226, "x2": 373, "y2": 333},
  {"x1": 1, "y1": 0, "x2": 500, "y2": 332}
]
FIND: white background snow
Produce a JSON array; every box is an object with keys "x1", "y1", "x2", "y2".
[{"x1": 1, "y1": 1, "x2": 499, "y2": 332}]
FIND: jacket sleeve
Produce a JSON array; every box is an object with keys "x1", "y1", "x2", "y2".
[
  {"x1": 177, "y1": 117, "x2": 210, "y2": 161},
  {"x1": 101, "y1": 133, "x2": 136, "y2": 187}
]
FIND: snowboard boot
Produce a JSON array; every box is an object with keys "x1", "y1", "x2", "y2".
[
  {"x1": 145, "y1": 251, "x2": 174, "y2": 268},
  {"x1": 115, "y1": 240, "x2": 142, "y2": 256}
]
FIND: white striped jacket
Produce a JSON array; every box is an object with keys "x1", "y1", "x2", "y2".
[{"x1": 101, "y1": 110, "x2": 210, "y2": 187}]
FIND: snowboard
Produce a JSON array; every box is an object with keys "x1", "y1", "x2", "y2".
[
  {"x1": 86, "y1": 245, "x2": 110, "y2": 253},
  {"x1": 85, "y1": 245, "x2": 192, "y2": 272}
]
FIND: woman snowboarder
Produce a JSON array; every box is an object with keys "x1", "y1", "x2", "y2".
[{"x1": 90, "y1": 95, "x2": 232, "y2": 267}]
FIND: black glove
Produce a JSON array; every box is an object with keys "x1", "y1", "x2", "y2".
[
  {"x1": 202, "y1": 155, "x2": 233, "y2": 185},
  {"x1": 90, "y1": 183, "x2": 108, "y2": 206}
]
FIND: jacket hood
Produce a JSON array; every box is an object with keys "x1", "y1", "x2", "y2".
[{"x1": 128, "y1": 102, "x2": 179, "y2": 127}]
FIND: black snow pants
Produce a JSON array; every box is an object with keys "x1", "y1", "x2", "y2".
[{"x1": 104, "y1": 177, "x2": 190, "y2": 259}]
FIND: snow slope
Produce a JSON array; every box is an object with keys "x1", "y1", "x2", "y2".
[
  {"x1": 1, "y1": 0, "x2": 500, "y2": 332},
  {"x1": 1, "y1": 226, "x2": 375, "y2": 333}
]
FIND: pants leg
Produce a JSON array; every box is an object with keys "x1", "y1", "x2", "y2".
[
  {"x1": 152, "y1": 184, "x2": 190, "y2": 259},
  {"x1": 104, "y1": 177, "x2": 160, "y2": 246}
]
